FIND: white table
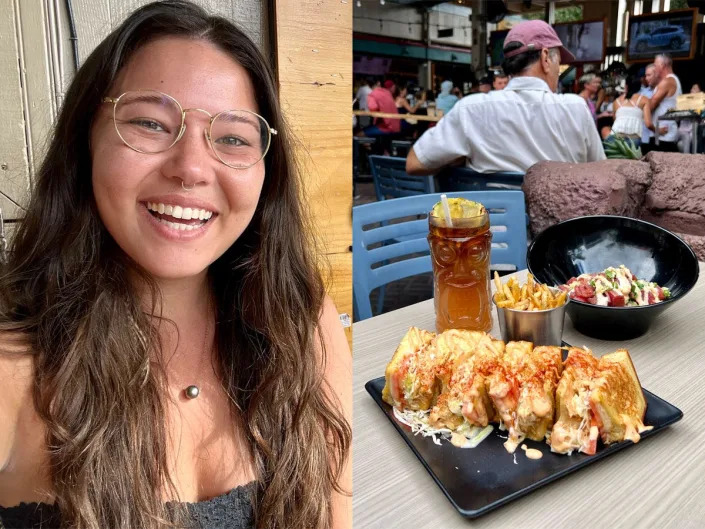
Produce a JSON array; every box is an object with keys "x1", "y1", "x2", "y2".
[{"x1": 353, "y1": 263, "x2": 705, "y2": 529}]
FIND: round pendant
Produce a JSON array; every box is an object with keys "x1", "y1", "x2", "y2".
[{"x1": 184, "y1": 385, "x2": 200, "y2": 399}]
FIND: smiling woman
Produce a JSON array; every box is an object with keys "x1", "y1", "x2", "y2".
[{"x1": 0, "y1": 2, "x2": 350, "y2": 529}]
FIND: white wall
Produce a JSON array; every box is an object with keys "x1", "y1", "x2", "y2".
[
  {"x1": 0, "y1": 0, "x2": 266, "y2": 221},
  {"x1": 353, "y1": 1, "x2": 474, "y2": 48},
  {"x1": 354, "y1": 2, "x2": 425, "y2": 41}
]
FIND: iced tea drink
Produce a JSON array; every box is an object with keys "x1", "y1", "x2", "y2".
[{"x1": 428, "y1": 198, "x2": 492, "y2": 332}]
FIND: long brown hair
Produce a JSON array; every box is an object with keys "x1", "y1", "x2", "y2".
[{"x1": 0, "y1": 1, "x2": 350, "y2": 527}]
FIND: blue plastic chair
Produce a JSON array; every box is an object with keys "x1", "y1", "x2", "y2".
[
  {"x1": 368, "y1": 155, "x2": 435, "y2": 201},
  {"x1": 353, "y1": 191, "x2": 528, "y2": 321},
  {"x1": 438, "y1": 166, "x2": 524, "y2": 191}
]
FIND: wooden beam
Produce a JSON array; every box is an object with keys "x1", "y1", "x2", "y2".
[{"x1": 273, "y1": 0, "x2": 353, "y2": 343}]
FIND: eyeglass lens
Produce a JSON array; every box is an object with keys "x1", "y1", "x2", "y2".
[{"x1": 114, "y1": 90, "x2": 269, "y2": 168}]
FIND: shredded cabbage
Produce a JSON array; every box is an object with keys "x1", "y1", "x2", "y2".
[{"x1": 392, "y1": 407, "x2": 494, "y2": 449}]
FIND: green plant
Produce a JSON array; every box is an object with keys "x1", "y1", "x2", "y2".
[{"x1": 603, "y1": 136, "x2": 643, "y2": 159}]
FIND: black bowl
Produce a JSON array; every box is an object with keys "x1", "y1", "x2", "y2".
[{"x1": 527, "y1": 215, "x2": 700, "y2": 340}]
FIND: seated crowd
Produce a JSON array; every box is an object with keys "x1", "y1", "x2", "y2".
[{"x1": 354, "y1": 19, "x2": 701, "y2": 176}]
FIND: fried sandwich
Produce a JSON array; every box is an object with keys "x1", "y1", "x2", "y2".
[
  {"x1": 484, "y1": 342, "x2": 563, "y2": 453},
  {"x1": 550, "y1": 348, "x2": 650, "y2": 455},
  {"x1": 382, "y1": 326, "x2": 436, "y2": 410},
  {"x1": 429, "y1": 332, "x2": 504, "y2": 430}
]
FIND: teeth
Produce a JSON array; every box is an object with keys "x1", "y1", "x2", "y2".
[
  {"x1": 146, "y1": 202, "x2": 214, "y2": 221},
  {"x1": 155, "y1": 217, "x2": 203, "y2": 231}
]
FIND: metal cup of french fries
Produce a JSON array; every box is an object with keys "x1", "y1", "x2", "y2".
[{"x1": 492, "y1": 272, "x2": 569, "y2": 346}]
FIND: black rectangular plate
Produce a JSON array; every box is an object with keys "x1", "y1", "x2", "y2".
[{"x1": 365, "y1": 376, "x2": 683, "y2": 518}]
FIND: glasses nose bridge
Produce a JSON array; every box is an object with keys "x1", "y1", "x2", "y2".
[{"x1": 176, "y1": 107, "x2": 214, "y2": 143}]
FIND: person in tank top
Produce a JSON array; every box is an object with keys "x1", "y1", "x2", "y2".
[
  {"x1": 608, "y1": 76, "x2": 654, "y2": 148},
  {"x1": 647, "y1": 53, "x2": 683, "y2": 153}
]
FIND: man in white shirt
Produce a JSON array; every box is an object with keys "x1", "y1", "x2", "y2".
[
  {"x1": 406, "y1": 20, "x2": 605, "y2": 175},
  {"x1": 639, "y1": 64, "x2": 656, "y2": 147},
  {"x1": 355, "y1": 77, "x2": 377, "y2": 129}
]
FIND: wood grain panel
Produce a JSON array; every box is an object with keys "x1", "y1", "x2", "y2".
[
  {"x1": 273, "y1": 0, "x2": 352, "y2": 328},
  {"x1": 72, "y1": 0, "x2": 266, "y2": 64},
  {"x1": 71, "y1": 0, "x2": 111, "y2": 65},
  {"x1": 0, "y1": 2, "x2": 29, "y2": 220},
  {"x1": 15, "y1": 0, "x2": 59, "y2": 182}
]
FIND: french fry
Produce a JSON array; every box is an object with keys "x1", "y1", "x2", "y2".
[
  {"x1": 494, "y1": 272, "x2": 567, "y2": 311},
  {"x1": 511, "y1": 282, "x2": 521, "y2": 301},
  {"x1": 503, "y1": 285, "x2": 515, "y2": 303},
  {"x1": 555, "y1": 291, "x2": 567, "y2": 307}
]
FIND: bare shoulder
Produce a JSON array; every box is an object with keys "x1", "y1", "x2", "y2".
[
  {"x1": 317, "y1": 296, "x2": 351, "y2": 383},
  {"x1": 316, "y1": 297, "x2": 352, "y2": 529},
  {"x1": 659, "y1": 76, "x2": 676, "y2": 92},
  {"x1": 0, "y1": 332, "x2": 35, "y2": 472}
]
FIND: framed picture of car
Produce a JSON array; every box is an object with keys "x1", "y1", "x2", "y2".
[{"x1": 626, "y1": 8, "x2": 697, "y2": 62}]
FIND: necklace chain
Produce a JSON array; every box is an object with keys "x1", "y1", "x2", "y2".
[{"x1": 184, "y1": 302, "x2": 212, "y2": 400}]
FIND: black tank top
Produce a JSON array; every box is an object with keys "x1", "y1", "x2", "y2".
[{"x1": 0, "y1": 481, "x2": 256, "y2": 529}]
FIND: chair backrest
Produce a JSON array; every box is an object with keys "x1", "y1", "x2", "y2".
[
  {"x1": 353, "y1": 137, "x2": 376, "y2": 180},
  {"x1": 369, "y1": 155, "x2": 435, "y2": 201},
  {"x1": 438, "y1": 166, "x2": 524, "y2": 191},
  {"x1": 353, "y1": 191, "x2": 528, "y2": 320},
  {"x1": 390, "y1": 140, "x2": 413, "y2": 157}
]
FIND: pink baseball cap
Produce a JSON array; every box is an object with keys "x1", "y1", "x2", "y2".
[
  {"x1": 503, "y1": 20, "x2": 575, "y2": 63},
  {"x1": 383, "y1": 80, "x2": 395, "y2": 90}
]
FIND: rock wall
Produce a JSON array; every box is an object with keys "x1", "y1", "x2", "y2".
[{"x1": 523, "y1": 152, "x2": 705, "y2": 260}]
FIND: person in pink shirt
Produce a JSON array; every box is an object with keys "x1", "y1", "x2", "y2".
[{"x1": 365, "y1": 80, "x2": 401, "y2": 135}]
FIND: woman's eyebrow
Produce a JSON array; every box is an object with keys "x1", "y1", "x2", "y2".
[{"x1": 216, "y1": 112, "x2": 260, "y2": 128}]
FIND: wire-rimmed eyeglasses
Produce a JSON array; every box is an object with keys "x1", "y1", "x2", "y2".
[{"x1": 102, "y1": 90, "x2": 277, "y2": 170}]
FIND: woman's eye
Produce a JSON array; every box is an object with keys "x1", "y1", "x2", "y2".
[
  {"x1": 130, "y1": 118, "x2": 167, "y2": 132},
  {"x1": 215, "y1": 136, "x2": 247, "y2": 147}
]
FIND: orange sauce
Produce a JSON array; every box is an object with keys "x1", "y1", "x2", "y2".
[{"x1": 428, "y1": 213, "x2": 492, "y2": 333}]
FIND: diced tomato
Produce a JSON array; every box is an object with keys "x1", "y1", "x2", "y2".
[
  {"x1": 589, "y1": 403, "x2": 603, "y2": 430},
  {"x1": 570, "y1": 293, "x2": 591, "y2": 303},
  {"x1": 656, "y1": 287, "x2": 665, "y2": 301},
  {"x1": 631, "y1": 273, "x2": 637, "y2": 280},
  {"x1": 588, "y1": 296, "x2": 597, "y2": 305},
  {"x1": 573, "y1": 283, "x2": 595, "y2": 299},
  {"x1": 647, "y1": 292, "x2": 656, "y2": 304},
  {"x1": 606, "y1": 290, "x2": 625, "y2": 307},
  {"x1": 583, "y1": 424, "x2": 599, "y2": 455}
]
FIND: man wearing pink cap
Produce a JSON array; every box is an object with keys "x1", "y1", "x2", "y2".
[{"x1": 406, "y1": 20, "x2": 604, "y2": 176}]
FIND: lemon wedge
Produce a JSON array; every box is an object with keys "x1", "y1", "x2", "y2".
[{"x1": 431, "y1": 197, "x2": 486, "y2": 219}]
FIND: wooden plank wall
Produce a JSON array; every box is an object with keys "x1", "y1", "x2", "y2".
[
  {"x1": 70, "y1": 0, "x2": 268, "y2": 63},
  {"x1": 273, "y1": 0, "x2": 353, "y2": 342},
  {"x1": 1, "y1": 0, "x2": 75, "y2": 220},
  {"x1": 0, "y1": 2, "x2": 30, "y2": 220}
]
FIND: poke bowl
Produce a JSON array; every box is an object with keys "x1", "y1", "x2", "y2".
[{"x1": 526, "y1": 215, "x2": 700, "y2": 340}]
